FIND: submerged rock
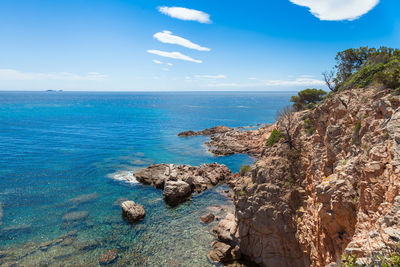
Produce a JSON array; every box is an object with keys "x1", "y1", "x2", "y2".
[
  {"x1": 134, "y1": 163, "x2": 232, "y2": 205},
  {"x1": 0, "y1": 202, "x2": 2, "y2": 226},
  {"x1": 121, "y1": 201, "x2": 145, "y2": 223},
  {"x1": 62, "y1": 211, "x2": 88, "y2": 222},
  {"x1": 67, "y1": 193, "x2": 99, "y2": 205},
  {"x1": 99, "y1": 249, "x2": 118, "y2": 265},
  {"x1": 178, "y1": 126, "x2": 232, "y2": 137}
]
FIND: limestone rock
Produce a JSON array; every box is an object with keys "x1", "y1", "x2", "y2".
[{"x1": 121, "y1": 201, "x2": 145, "y2": 223}]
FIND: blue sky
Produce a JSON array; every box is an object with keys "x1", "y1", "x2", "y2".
[{"x1": 0, "y1": 0, "x2": 399, "y2": 91}]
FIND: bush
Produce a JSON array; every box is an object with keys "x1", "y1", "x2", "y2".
[
  {"x1": 290, "y1": 89, "x2": 327, "y2": 111},
  {"x1": 354, "y1": 119, "x2": 362, "y2": 132},
  {"x1": 375, "y1": 59, "x2": 400, "y2": 89},
  {"x1": 239, "y1": 165, "x2": 252, "y2": 176},
  {"x1": 266, "y1": 129, "x2": 283, "y2": 147}
]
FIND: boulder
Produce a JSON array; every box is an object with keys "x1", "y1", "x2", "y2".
[
  {"x1": 200, "y1": 213, "x2": 215, "y2": 224},
  {"x1": 121, "y1": 201, "x2": 145, "y2": 223},
  {"x1": 99, "y1": 249, "x2": 118, "y2": 265},
  {"x1": 163, "y1": 180, "x2": 191, "y2": 205}
]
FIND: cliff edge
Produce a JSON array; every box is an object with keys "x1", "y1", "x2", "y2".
[{"x1": 210, "y1": 85, "x2": 400, "y2": 266}]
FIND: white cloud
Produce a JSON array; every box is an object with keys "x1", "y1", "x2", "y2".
[
  {"x1": 0, "y1": 69, "x2": 107, "y2": 81},
  {"x1": 289, "y1": 0, "x2": 379, "y2": 21},
  {"x1": 262, "y1": 77, "x2": 325, "y2": 86},
  {"x1": 153, "y1": 59, "x2": 163, "y2": 64},
  {"x1": 153, "y1": 31, "x2": 210, "y2": 51},
  {"x1": 158, "y1": 6, "x2": 211, "y2": 23},
  {"x1": 209, "y1": 77, "x2": 325, "y2": 87},
  {"x1": 195, "y1": 74, "x2": 226, "y2": 79},
  {"x1": 147, "y1": 49, "x2": 202, "y2": 63},
  {"x1": 166, "y1": 63, "x2": 173, "y2": 66}
]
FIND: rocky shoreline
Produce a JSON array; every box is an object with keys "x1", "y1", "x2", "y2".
[{"x1": 171, "y1": 86, "x2": 400, "y2": 266}]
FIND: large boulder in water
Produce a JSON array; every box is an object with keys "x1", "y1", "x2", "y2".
[
  {"x1": 121, "y1": 201, "x2": 145, "y2": 223},
  {"x1": 163, "y1": 180, "x2": 191, "y2": 206}
]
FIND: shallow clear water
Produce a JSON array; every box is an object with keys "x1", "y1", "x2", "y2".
[{"x1": 0, "y1": 91, "x2": 292, "y2": 266}]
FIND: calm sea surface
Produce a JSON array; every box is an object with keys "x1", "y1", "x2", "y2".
[{"x1": 0, "y1": 91, "x2": 292, "y2": 266}]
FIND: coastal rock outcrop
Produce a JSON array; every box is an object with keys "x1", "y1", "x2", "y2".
[
  {"x1": 205, "y1": 87, "x2": 400, "y2": 266},
  {"x1": 134, "y1": 163, "x2": 232, "y2": 205},
  {"x1": 205, "y1": 125, "x2": 271, "y2": 157},
  {"x1": 121, "y1": 201, "x2": 146, "y2": 223},
  {"x1": 178, "y1": 126, "x2": 232, "y2": 137}
]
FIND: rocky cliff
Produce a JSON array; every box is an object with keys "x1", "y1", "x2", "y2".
[{"x1": 211, "y1": 86, "x2": 400, "y2": 266}]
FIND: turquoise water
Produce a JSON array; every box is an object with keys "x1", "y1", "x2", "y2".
[{"x1": 0, "y1": 91, "x2": 291, "y2": 266}]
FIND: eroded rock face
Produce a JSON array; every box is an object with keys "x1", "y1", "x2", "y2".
[
  {"x1": 134, "y1": 163, "x2": 232, "y2": 205},
  {"x1": 211, "y1": 87, "x2": 400, "y2": 266},
  {"x1": 178, "y1": 126, "x2": 232, "y2": 137},
  {"x1": 121, "y1": 201, "x2": 145, "y2": 223}
]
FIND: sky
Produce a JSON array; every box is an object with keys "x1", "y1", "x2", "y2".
[{"x1": 0, "y1": 0, "x2": 399, "y2": 91}]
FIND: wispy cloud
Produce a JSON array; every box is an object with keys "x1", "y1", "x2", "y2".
[
  {"x1": 147, "y1": 49, "x2": 202, "y2": 63},
  {"x1": 158, "y1": 6, "x2": 211, "y2": 23},
  {"x1": 209, "y1": 76, "x2": 325, "y2": 87},
  {"x1": 166, "y1": 63, "x2": 173, "y2": 66},
  {"x1": 289, "y1": 0, "x2": 379, "y2": 21},
  {"x1": 195, "y1": 74, "x2": 226, "y2": 79},
  {"x1": 154, "y1": 31, "x2": 210, "y2": 51},
  {"x1": 152, "y1": 59, "x2": 163, "y2": 64},
  {"x1": 0, "y1": 69, "x2": 107, "y2": 81}
]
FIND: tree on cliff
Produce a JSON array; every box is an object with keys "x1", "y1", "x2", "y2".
[
  {"x1": 290, "y1": 88, "x2": 327, "y2": 111},
  {"x1": 332, "y1": 46, "x2": 400, "y2": 90},
  {"x1": 277, "y1": 106, "x2": 296, "y2": 150}
]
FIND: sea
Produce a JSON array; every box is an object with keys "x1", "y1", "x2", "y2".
[{"x1": 0, "y1": 91, "x2": 292, "y2": 266}]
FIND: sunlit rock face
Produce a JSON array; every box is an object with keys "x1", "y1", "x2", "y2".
[{"x1": 213, "y1": 87, "x2": 400, "y2": 266}]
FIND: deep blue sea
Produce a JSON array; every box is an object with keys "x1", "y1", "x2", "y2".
[{"x1": 0, "y1": 91, "x2": 292, "y2": 266}]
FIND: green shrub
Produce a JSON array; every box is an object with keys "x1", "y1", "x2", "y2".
[
  {"x1": 290, "y1": 89, "x2": 327, "y2": 111},
  {"x1": 354, "y1": 119, "x2": 362, "y2": 132},
  {"x1": 266, "y1": 129, "x2": 283, "y2": 147},
  {"x1": 239, "y1": 165, "x2": 252, "y2": 176},
  {"x1": 375, "y1": 59, "x2": 400, "y2": 89},
  {"x1": 341, "y1": 254, "x2": 358, "y2": 267},
  {"x1": 391, "y1": 87, "x2": 400, "y2": 96}
]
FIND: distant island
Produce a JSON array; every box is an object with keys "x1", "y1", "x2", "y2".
[{"x1": 46, "y1": 90, "x2": 63, "y2": 92}]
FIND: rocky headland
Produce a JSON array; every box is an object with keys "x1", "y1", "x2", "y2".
[{"x1": 200, "y1": 85, "x2": 400, "y2": 266}]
